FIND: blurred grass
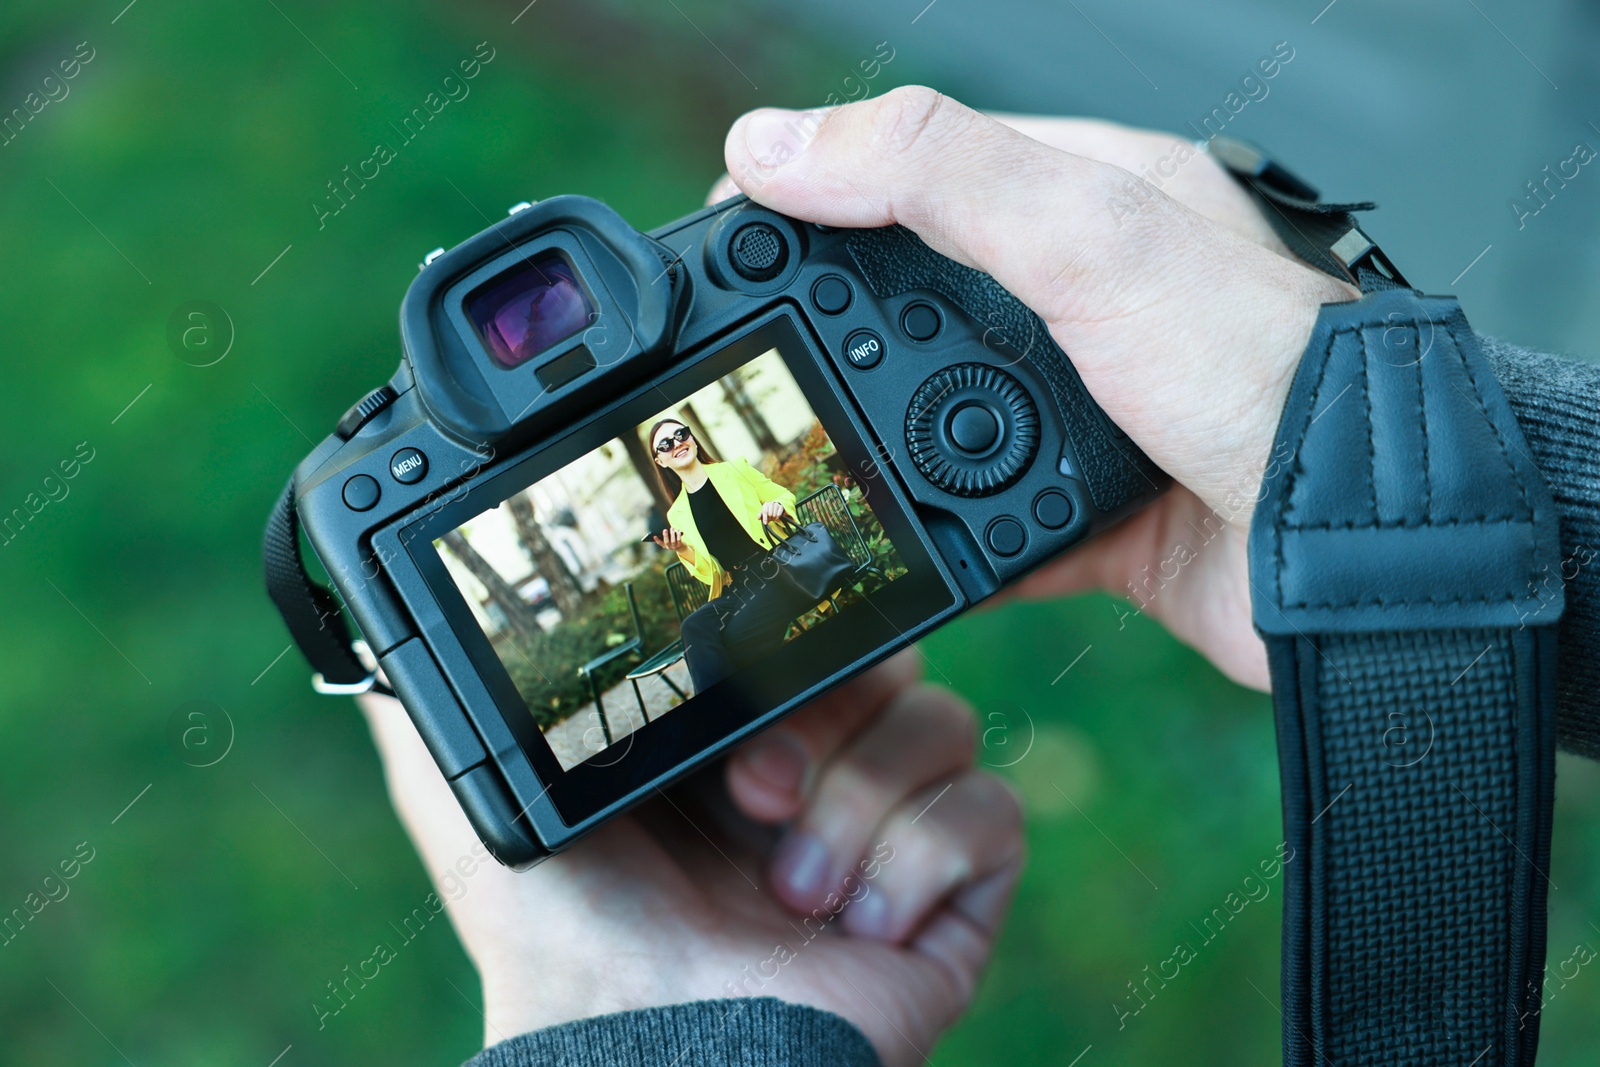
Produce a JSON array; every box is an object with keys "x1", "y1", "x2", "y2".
[{"x1": 1, "y1": 1, "x2": 1597, "y2": 1064}]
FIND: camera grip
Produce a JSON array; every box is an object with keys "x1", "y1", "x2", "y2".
[{"x1": 844, "y1": 226, "x2": 1165, "y2": 514}]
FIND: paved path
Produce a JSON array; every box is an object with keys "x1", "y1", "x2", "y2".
[{"x1": 543, "y1": 661, "x2": 693, "y2": 770}]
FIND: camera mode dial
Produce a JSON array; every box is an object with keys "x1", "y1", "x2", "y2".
[{"x1": 905, "y1": 364, "x2": 1040, "y2": 497}]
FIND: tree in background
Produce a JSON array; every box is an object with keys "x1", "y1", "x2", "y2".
[
  {"x1": 440, "y1": 529, "x2": 545, "y2": 646},
  {"x1": 719, "y1": 367, "x2": 780, "y2": 454},
  {"x1": 506, "y1": 493, "x2": 584, "y2": 617}
]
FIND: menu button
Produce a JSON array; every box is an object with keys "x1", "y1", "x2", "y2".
[{"x1": 390, "y1": 448, "x2": 428, "y2": 484}]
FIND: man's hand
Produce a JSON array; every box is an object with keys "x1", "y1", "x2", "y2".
[
  {"x1": 359, "y1": 651, "x2": 1022, "y2": 1067},
  {"x1": 361, "y1": 92, "x2": 1348, "y2": 1066},
  {"x1": 718, "y1": 90, "x2": 1357, "y2": 689}
]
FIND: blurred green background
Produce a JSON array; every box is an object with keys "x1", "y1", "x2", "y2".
[{"x1": 3, "y1": 1, "x2": 1599, "y2": 1064}]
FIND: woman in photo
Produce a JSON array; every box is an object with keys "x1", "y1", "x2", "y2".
[{"x1": 646, "y1": 418, "x2": 813, "y2": 692}]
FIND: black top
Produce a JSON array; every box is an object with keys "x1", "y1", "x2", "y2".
[{"x1": 687, "y1": 478, "x2": 764, "y2": 574}]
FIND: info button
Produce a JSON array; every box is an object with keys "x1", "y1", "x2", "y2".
[
  {"x1": 389, "y1": 447, "x2": 428, "y2": 484},
  {"x1": 842, "y1": 329, "x2": 884, "y2": 371}
]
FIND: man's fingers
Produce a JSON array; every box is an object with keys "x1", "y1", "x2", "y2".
[
  {"x1": 842, "y1": 770, "x2": 1024, "y2": 946},
  {"x1": 722, "y1": 104, "x2": 1281, "y2": 278},
  {"x1": 725, "y1": 648, "x2": 920, "y2": 822},
  {"x1": 985, "y1": 112, "x2": 1290, "y2": 254},
  {"x1": 988, "y1": 113, "x2": 1173, "y2": 170},
  {"x1": 705, "y1": 172, "x2": 740, "y2": 206},
  {"x1": 724, "y1": 87, "x2": 1355, "y2": 515},
  {"x1": 906, "y1": 857, "x2": 1024, "y2": 1004},
  {"x1": 763, "y1": 680, "x2": 976, "y2": 913},
  {"x1": 724, "y1": 87, "x2": 1152, "y2": 324},
  {"x1": 720, "y1": 88, "x2": 1234, "y2": 441}
]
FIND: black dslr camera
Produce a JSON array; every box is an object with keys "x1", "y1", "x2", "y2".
[{"x1": 266, "y1": 194, "x2": 1166, "y2": 867}]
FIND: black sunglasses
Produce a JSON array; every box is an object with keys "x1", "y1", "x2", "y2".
[{"x1": 653, "y1": 426, "x2": 693, "y2": 454}]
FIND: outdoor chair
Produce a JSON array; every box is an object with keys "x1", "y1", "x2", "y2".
[
  {"x1": 624, "y1": 575, "x2": 692, "y2": 714},
  {"x1": 580, "y1": 581, "x2": 687, "y2": 746},
  {"x1": 664, "y1": 558, "x2": 709, "y2": 620},
  {"x1": 622, "y1": 561, "x2": 706, "y2": 704}
]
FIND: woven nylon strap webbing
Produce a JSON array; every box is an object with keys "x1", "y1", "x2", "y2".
[
  {"x1": 1219, "y1": 139, "x2": 1565, "y2": 1066},
  {"x1": 263, "y1": 479, "x2": 386, "y2": 692}
]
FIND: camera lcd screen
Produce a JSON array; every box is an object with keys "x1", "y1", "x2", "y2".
[
  {"x1": 432, "y1": 342, "x2": 912, "y2": 773},
  {"x1": 466, "y1": 251, "x2": 594, "y2": 369}
]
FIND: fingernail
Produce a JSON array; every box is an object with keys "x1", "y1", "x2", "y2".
[
  {"x1": 771, "y1": 830, "x2": 830, "y2": 903},
  {"x1": 740, "y1": 733, "x2": 808, "y2": 796},
  {"x1": 843, "y1": 887, "x2": 894, "y2": 941},
  {"x1": 742, "y1": 108, "x2": 817, "y2": 172},
  {"x1": 959, "y1": 862, "x2": 1022, "y2": 933}
]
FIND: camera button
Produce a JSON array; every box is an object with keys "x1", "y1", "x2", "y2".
[
  {"x1": 811, "y1": 275, "x2": 853, "y2": 315},
  {"x1": 1033, "y1": 490, "x2": 1074, "y2": 530},
  {"x1": 343, "y1": 474, "x2": 381, "y2": 512},
  {"x1": 390, "y1": 447, "x2": 428, "y2": 484},
  {"x1": 901, "y1": 301, "x2": 942, "y2": 342},
  {"x1": 986, "y1": 517, "x2": 1026, "y2": 558},
  {"x1": 842, "y1": 330, "x2": 884, "y2": 370},
  {"x1": 947, "y1": 403, "x2": 1000, "y2": 456},
  {"x1": 730, "y1": 222, "x2": 788, "y2": 281}
]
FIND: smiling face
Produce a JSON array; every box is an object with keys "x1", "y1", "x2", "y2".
[{"x1": 651, "y1": 421, "x2": 699, "y2": 472}]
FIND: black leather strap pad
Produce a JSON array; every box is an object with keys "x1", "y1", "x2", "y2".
[{"x1": 1249, "y1": 288, "x2": 1562, "y2": 1066}]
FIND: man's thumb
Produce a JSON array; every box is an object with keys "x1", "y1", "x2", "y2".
[{"x1": 723, "y1": 86, "x2": 1141, "y2": 320}]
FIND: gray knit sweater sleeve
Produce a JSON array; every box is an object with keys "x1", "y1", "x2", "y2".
[
  {"x1": 1481, "y1": 336, "x2": 1600, "y2": 758},
  {"x1": 462, "y1": 998, "x2": 879, "y2": 1067}
]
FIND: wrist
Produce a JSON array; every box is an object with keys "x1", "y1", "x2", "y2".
[
  {"x1": 1213, "y1": 260, "x2": 1358, "y2": 532},
  {"x1": 477, "y1": 951, "x2": 674, "y2": 1048}
]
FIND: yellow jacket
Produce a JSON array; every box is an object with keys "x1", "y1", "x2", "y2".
[{"x1": 666, "y1": 457, "x2": 797, "y2": 598}]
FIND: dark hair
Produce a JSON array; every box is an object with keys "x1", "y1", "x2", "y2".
[{"x1": 646, "y1": 418, "x2": 719, "y2": 501}]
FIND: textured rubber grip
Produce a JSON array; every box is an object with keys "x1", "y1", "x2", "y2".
[{"x1": 844, "y1": 226, "x2": 1163, "y2": 514}]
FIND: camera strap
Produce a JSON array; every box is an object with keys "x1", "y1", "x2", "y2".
[
  {"x1": 1217, "y1": 138, "x2": 1564, "y2": 1066},
  {"x1": 264, "y1": 479, "x2": 393, "y2": 696}
]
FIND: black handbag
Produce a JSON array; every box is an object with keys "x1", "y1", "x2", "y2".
[{"x1": 762, "y1": 515, "x2": 855, "y2": 601}]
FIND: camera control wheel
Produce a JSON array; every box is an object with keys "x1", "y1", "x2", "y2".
[{"x1": 905, "y1": 363, "x2": 1040, "y2": 497}]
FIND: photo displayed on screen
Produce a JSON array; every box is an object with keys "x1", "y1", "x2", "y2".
[{"x1": 434, "y1": 348, "x2": 908, "y2": 771}]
